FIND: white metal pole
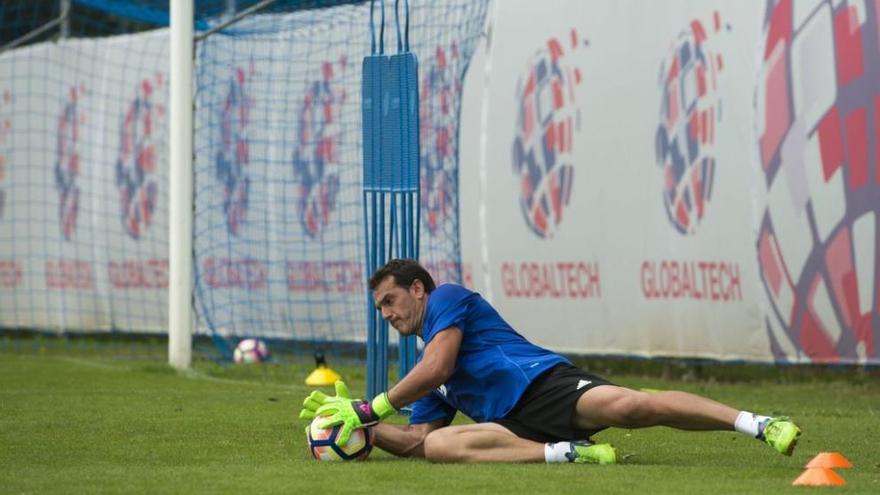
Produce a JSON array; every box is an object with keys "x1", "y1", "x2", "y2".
[
  {"x1": 60, "y1": 0, "x2": 70, "y2": 38},
  {"x1": 169, "y1": 0, "x2": 194, "y2": 369},
  {"x1": 478, "y1": 1, "x2": 497, "y2": 304}
]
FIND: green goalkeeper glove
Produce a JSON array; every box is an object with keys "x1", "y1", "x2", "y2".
[
  {"x1": 299, "y1": 381, "x2": 352, "y2": 420},
  {"x1": 299, "y1": 381, "x2": 351, "y2": 419},
  {"x1": 299, "y1": 381, "x2": 396, "y2": 445}
]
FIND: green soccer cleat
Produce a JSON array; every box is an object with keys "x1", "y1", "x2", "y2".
[
  {"x1": 566, "y1": 442, "x2": 617, "y2": 465},
  {"x1": 761, "y1": 417, "x2": 801, "y2": 456}
]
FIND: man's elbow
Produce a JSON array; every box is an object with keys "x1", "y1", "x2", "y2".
[
  {"x1": 426, "y1": 361, "x2": 455, "y2": 386},
  {"x1": 397, "y1": 427, "x2": 431, "y2": 458}
]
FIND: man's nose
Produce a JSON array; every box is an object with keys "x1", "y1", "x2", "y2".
[{"x1": 381, "y1": 307, "x2": 392, "y2": 320}]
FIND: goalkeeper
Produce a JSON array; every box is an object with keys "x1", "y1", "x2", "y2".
[{"x1": 300, "y1": 259, "x2": 801, "y2": 464}]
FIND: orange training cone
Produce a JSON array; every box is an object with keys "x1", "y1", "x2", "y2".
[
  {"x1": 792, "y1": 468, "x2": 846, "y2": 487},
  {"x1": 805, "y1": 452, "x2": 853, "y2": 469}
]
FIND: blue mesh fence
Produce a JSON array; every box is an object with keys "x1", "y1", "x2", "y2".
[
  {"x1": 193, "y1": 0, "x2": 487, "y2": 360},
  {"x1": 0, "y1": 0, "x2": 487, "y2": 363}
]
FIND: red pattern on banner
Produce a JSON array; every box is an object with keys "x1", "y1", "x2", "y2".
[
  {"x1": 875, "y1": 96, "x2": 880, "y2": 184},
  {"x1": 203, "y1": 258, "x2": 267, "y2": 289},
  {"x1": 845, "y1": 107, "x2": 868, "y2": 189},
  {"x1": 833, "y1": 5, "x2": 864, "y2": 88},
  {"x1": 641, "y1": 260, "x2": 742, "y2": 302},
  {"x1": 825, "y1": 227, "x2": 856, "y2": 328},
  {"x1": 108, "y1": 259, "x2": 168, "y2": 289},
  {"x1": 0, "y1": 260, "x2": 22, "y2": 288},
  {"x1": 46, "y1": 260, "x2": 92, "y2": 289},
  {"x1": 800, "y1": 298, "x2": 839, "y2": 361},
  {"x1": 764, "y1": 0, "x2": 791, "y2": 60},
  {"x1": 818, "y1": 107, "x2": 844, "y2": 180},
  {"x1": 759, "y1": 230, "x2": 783, "y2": 296},
  {"x1": 761, "y1": 44, "x2": 790, "y2": 167},
  {"x1": 501, "y1": 261, "x2": 600, "y2": 299},
  {"x1": 287, "y1": 261, "x2": 361, "y2": 293}
]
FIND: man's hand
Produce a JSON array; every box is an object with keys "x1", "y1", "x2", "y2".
[
  {"x1": 299, "y1": 381, "x2": 352, "y2": 420},
  {"x1": 299, "y1": 381, "x2": 397, "y2": 445}
]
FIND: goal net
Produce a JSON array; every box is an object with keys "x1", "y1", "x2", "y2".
[{"x1": 0, "y1": 0, "x2": 488, "y2": 361}]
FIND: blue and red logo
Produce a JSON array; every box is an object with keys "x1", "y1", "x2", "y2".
[
  {"x1": 655, "y1": 12, "x2": 725, "y2": 235},
  {"x1": 216, "y1": 64, "x2": 253, "y2": 237},
  {"x1": 293, "y1": 58, "x2": 346, "y2": 238},
  {"x1": 55, "y1": 85, "x2": 84, "y2": 241},
  {"x1": 420, "y1": 43, "x2": 461, "y2": 235},
  {"x1": 756, "y1": 0, "x2": 879, "y2": 363},
  {"x1": 0, "y1": 89, "x2": 10, "y2": 221},
  {"x1": 511, "y1": 30, "x2": 585, "y2": 239},
  {"x1": 116, "y1": 75, "x2": 164, "y2": 239}
]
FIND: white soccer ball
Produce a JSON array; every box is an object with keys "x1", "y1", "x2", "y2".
[
  {"x1": 233, "y1": 338, "x2": 269, "y2": 364},
  {"x1": 307, "y1": 417, "x2": 373, "y2": 461}
]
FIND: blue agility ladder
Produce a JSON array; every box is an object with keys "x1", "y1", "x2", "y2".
[{"x1": 362, "y1": 0, "x2": 420, "y2": 402}]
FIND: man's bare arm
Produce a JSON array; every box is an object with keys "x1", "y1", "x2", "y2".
[
  {"x1": 386, "y1": 326, "x2": 462, "y2": 409},
  {"x1": 373, "y1": 419, "x2": 448, "y2": 457}
]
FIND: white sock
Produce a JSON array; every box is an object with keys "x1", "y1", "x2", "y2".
[
  {"x1": 735, "y1": 411, "x2": 771, "y2": 439},
  {"x1": 544, "y1": 442, "x2": 574, "y2": 463}
]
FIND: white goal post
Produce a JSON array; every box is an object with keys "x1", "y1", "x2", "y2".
[{"x1": 168, "y1": 0, "x2": 194, "y2": 370}]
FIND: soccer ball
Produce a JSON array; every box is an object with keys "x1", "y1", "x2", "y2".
[
  {"x1": 233, "y1": 338, "x2": 269, "y2": 364},
  {"x1": 307, "y1": 417, "x2": 373, "y2": 461}
]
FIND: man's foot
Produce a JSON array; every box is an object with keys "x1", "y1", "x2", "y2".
[
  {"x1": 566, "y1": 441, "x2": 617, "y2": 464},
  {"x1": 760, "y1": 417, "x2": 801, "y2": 456}
]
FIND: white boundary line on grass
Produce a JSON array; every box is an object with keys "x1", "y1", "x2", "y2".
[
  {"x1": 56, "y1": 357, "x2": 129, "y2": 371},
  {"x1": 178, "y1": 368, "x2": 303, "y2": 391}
]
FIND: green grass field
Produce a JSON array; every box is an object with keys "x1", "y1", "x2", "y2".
[{"x1": 2, "y1": 351, "x2": 878, "y2": 494}]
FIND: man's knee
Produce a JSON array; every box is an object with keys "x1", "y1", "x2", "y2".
[{"x1": 603, "y1": 390, "x2": 658, "y2": 427}]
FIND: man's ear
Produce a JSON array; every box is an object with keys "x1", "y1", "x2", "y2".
[{"x1": 410, "y1": 279, "x2": 425, "y2": 299}]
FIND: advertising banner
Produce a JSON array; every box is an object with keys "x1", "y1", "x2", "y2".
[{"x1": 459, "y1": 0, "x2": 879, "y2": 364}]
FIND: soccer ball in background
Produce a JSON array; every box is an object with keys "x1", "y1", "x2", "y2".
[
  {"x1": 233, "y1": 338, "x2": 269, "y2": 364},
  {"x1": 307, "y1": 417, "x2": 373, "y2": 461},
  {"x1": 756, "y1": 0, "x2": 880, "y2": 363}
]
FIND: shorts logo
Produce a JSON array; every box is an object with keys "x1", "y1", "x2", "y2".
[
  {"x1": 420, "y1": 43, "x2": 461, "y2": 235},
  {"x1": 0, "y1": 89, "x2": 12, "y2": 222},
  {"x1": 55, "y1": 85, "x2": 85, "y2": 241},
  {"x1": 655, "y1": 12, "x2": 726, "y2": 235},
  {"x1": 116, "y1": 74, "x2": 164, "y2": 239},
  {"x1": 576, "y1": 379, "x2": 591, "y2": 390},
  {"x1": 215, "y1": 64, "x2": 253, "y2": 236},
  {"x1": 511, "y1": 30, "x2": 586, "y2": 239},
  {"x1": 756, "y1": 0, "x2": 879, "y2": 363},
  {"x1": 293, "y1": 58, "x2": 346, "y2": 238}
]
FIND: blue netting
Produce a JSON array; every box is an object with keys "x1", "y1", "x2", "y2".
[
  {"x1": 0, "y1": 0, "x2": 487, "y2": 363},
  {"x1": 193, "y1": 0, "x2": 487, "y2": 359},
  {"x1": 0, "y1": 1, "x2": 173, "y2": 336}
]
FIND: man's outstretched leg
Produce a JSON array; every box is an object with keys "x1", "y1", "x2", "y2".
[
  {"x1": 422, "y1": 423, "x2": 615, "y2": 464},
  {"x1": 573, "y1": 385, "x2": 801, "y2": 455}
]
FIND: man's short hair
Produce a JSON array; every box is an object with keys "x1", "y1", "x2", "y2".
[{"x1": 369, "y1": 259, "x2": 437, "y2": 293}]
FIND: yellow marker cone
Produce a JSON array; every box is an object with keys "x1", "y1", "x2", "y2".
[
  {"x1": 792, "y1": 468, "x2": 846, "y2": 486},
  {"x1": 305, "y1": 350, "x2": 342, "y2": 386},
  {"x1": 805, "y1": 452, "x2": 853, "y2": 469},
  {"x1": 305, "y1": 366, "x2": 342, "y2": 386}
]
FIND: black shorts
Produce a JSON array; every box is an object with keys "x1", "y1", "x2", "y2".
[{"x1": 493, "y1": 363, "x2": 613, "y2": 443}]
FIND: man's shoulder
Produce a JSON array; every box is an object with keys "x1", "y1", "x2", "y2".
[
  {"x1": 434, "y1": 283, "x2": 470, "y2": 295},
  {"x1": 431, "y1": 283, "x2": 477, "y2": 305},
  {"x1": 423, "y1": 284, "x2": 477, "y2": 340}
]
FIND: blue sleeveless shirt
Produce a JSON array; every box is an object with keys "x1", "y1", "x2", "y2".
[{"x1": 408, "y1": 284, "x2": 568, "y2": 424}]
